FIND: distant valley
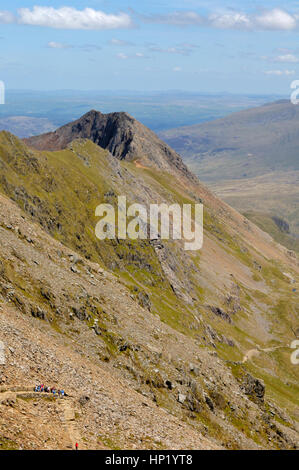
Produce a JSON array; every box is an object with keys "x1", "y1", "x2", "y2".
[
  {"x1": 0, "y1": 116, "x2": 56, "y2": 138},
  {"x1": 160, "y1": 100, "x2": 299, "y2": 250}
]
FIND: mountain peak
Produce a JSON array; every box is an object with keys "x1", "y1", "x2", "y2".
[{"x1": 24, "y1": 110, "x2": 195, "y2": 179}]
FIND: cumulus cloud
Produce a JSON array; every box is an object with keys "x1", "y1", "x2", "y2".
[
  {"x1": 1, "y1": 6, "x2": 299, "y2": 33},
  {"x1": 256, "y1": 9, "x2": 296, "y2": 31},
  {"x1": 264, "y1": 69, "x2": 295, "y2": 76},
  {"x1": 17, "y1": 6, "x2": 133, "y2": 30},
  {"x1": 140, "y1": 8, "x2": 299, "y2": 32}
]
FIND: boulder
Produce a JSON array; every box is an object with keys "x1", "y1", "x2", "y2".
[{"x1": 242, "y1": 373, "x2": 265, "y2": 403}]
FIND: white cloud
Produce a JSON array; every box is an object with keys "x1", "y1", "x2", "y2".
[
  {"x1": 140, "y1": 8, "x2": 299, "y2": 32},
  {"x1": 1, "y1": 6, "x2": 299, "y2": 33},
  {"x1": 264, "y1": 69, "x2": 295, "y2": 76},
  {"x1": 173, "y1": 66, "x2": 182, "y2": 72},
  {"x1": 209, "y1": 12, "x2": 251, "y2": 30},
  {"x1": 116, "y1": 52, "x2": 148, "y2": 60},
  {"x1": 47, "y1": 41, "x2": 70, "y2": 49},
  {"x1": 211, "y1": 8, "x2": 297, "y2": 31},
  {"x1": 275, "y1": 53, "x2": 299, "y2": 63},
  {"x1": 17, "y1": 6, "x2": 132, "y2": 30},
  {"x1": 255, "y1": 9, "x2": 296, "y2": 31}
]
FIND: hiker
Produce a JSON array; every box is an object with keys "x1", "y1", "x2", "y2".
[
  {"x1": 75, "y1": 443, "x2": 79, "y2": 451},
  {"x1": 61, "y1": 390, "x2": 65, "y2": 397}
]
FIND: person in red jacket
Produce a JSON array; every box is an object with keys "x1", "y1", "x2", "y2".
[{"x1": 75, "y1": 442, "x2": 79, "y2": 451}]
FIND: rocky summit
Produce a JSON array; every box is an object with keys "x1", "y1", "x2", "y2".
[
  {"x1": 25, "y1": 110, "x2": 192, "y2": 179},
  {"x1": 0, "y1": 110, "x2": 298, "y2": 450}
]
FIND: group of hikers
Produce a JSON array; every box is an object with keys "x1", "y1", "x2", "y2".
[{"x1": 34, "y1": 384, "x2": 65, "y2": 397}]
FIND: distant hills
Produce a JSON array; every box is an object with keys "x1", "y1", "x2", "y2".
[
  {"x1": 160, "y1": 99, "x2": 299, "y2": 247},
  {"x1": 0, "y1": 90, "x2": 282, "y2": 135},
  {"x1": 160, "y1": 99, "x2": 299, "y2": 180},
  {"x1": 0, "y1": 116, "x2": 55, "y2": 138}
]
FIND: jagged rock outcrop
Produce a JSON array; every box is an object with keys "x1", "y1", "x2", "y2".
[{"x1": 25, "y1": 110, "x2": 195, "y2": 179}]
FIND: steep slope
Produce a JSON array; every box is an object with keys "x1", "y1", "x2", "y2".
[
  {"x1": 25, "y1": 110, "x2": 193, "y2": 180},
  {"x1": 0, "y1": 194, "x2": 221, "y2": 450},
  {"x1": 160, "y1": 100, "x2": 299, "y2": 241},
  {"x1": 0, "y1": 124, "x2": 298, "y2": 450}
]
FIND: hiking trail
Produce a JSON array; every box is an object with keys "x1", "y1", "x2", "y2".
[
  {"x1": 0, "y1": 388, "x2": 83, "y2": 450},
  {"x1": 56, "y1": 398, "x2": 84, "y2": 450},
  {"x1": 242, "y1": 346, "x2": 284, "y2": 363}
]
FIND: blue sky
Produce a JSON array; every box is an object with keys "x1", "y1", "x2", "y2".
[{"x1": 1, "y1": 1, "x2": 299, "y2": 93}]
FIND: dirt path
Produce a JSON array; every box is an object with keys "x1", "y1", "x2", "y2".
[
  {"x1": 0, "y1": 388, "x2": 83, "y2": 450},
  {"x1": 56, "y1": 399, "x2": 84, "y2": 450},
  {"x1": 242, "y1": 346, "x2": 284, "y2": 363},
  {"x1": 0, "y1": 389, "x2": 33, "y2": 403},
  {"x1": 134, "y1": 160, "x2": 148, "y2": 169}
]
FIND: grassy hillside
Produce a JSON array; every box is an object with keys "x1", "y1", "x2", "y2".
[
  {"x1": 0, "y1": 130, "x2": 298, "y2": 449},
  {"x1": 208, "y1": 171, "x2": 299, "y2": 245},
  {"x1": 243, "y1": 211, "x2": 299, "y2": 254}
]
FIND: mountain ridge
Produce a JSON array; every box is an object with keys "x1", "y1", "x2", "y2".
[
  {"x1": 25, "y1": 110, "x2": 195, "y2": 181},
  {"x1": 0, "y1": 112, "x2": 298, "y2": 449}
]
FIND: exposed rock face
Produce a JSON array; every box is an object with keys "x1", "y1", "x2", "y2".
[
  {"x1": 272, "y1": 216, "x2": 290, "y2": 234},
  {"x1": 242, "y1": 373, "x2": 265, "y2": 404},
  {"x1": 209, "y1": 306, "x2": 232, "y2": 324},
  {"x1": 25, "y1": 110, "x2": 195, "y2": 179}
]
